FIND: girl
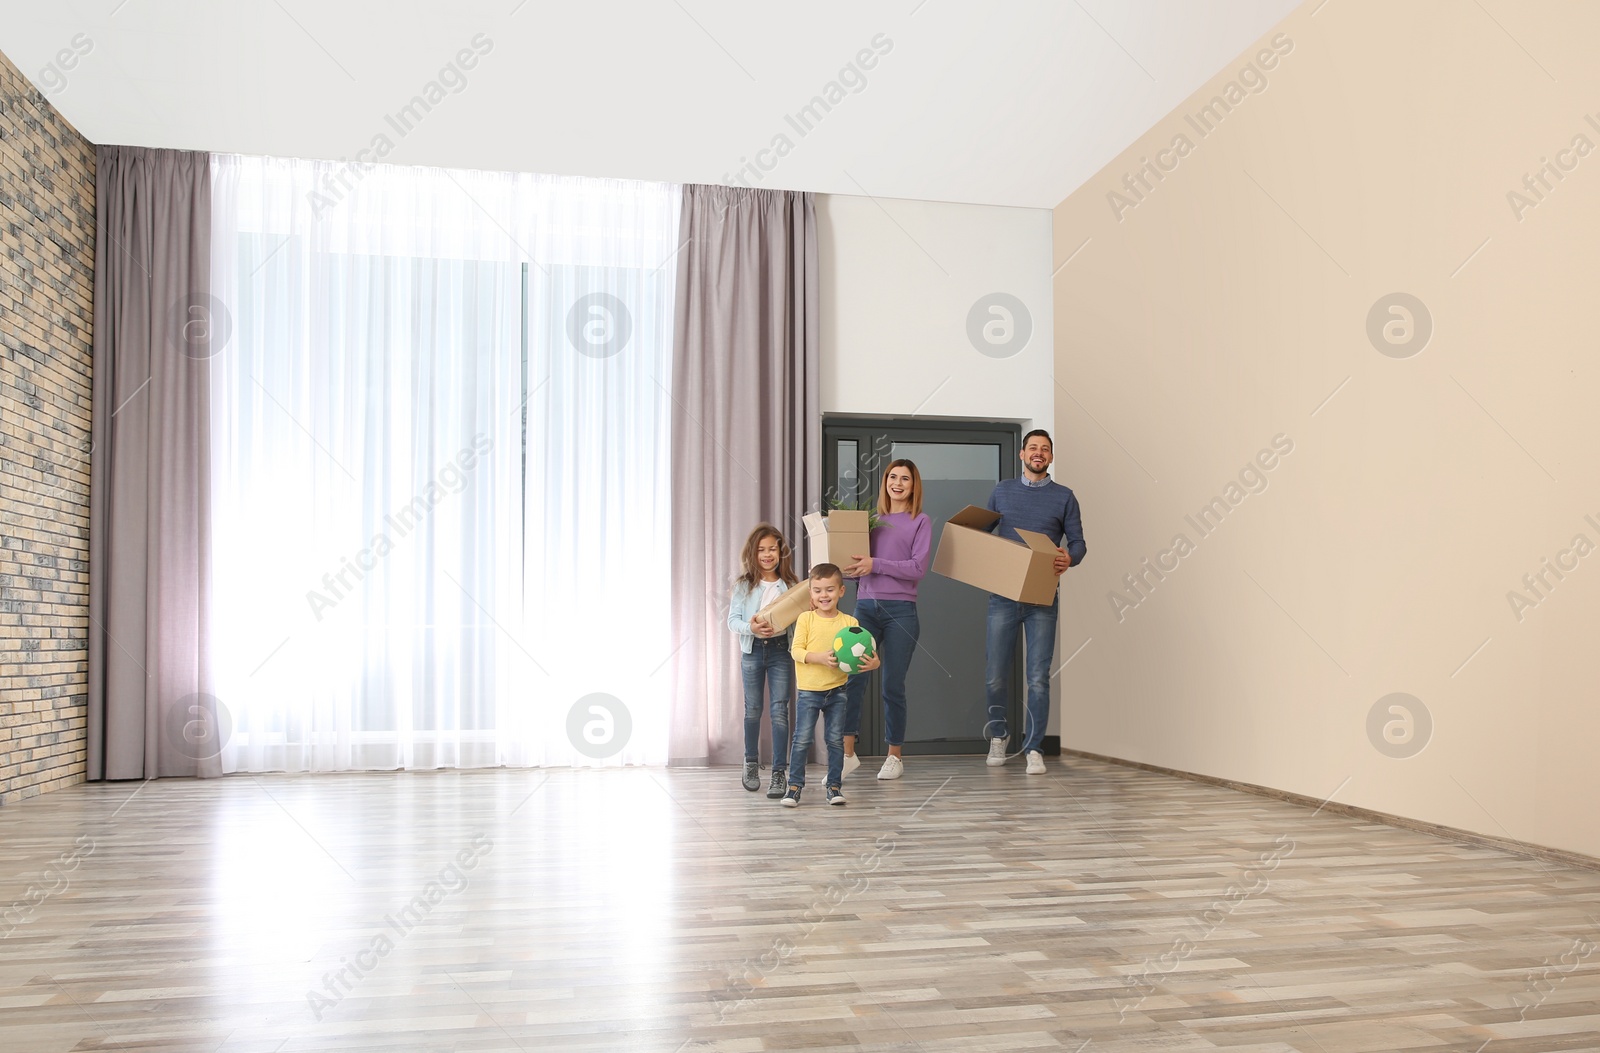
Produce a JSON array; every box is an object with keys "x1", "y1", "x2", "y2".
[
  {"x1": 727, "y1": 524, "x2": 800, "y2": 797},
  {"x1": 841, "y1": 460, "x2": 931, "y2": 780}
]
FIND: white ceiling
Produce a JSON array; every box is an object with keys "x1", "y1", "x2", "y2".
[{"x1": 1, "y1": 0, "x2": 1301, "y2": 209}]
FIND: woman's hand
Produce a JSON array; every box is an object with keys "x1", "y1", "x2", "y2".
[{"x1": 843, "y1": 554, "x2": 873, "y2": 577}]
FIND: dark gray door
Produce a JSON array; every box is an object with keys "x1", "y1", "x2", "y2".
[{"x1": 823, "y1": 421, "x2": 1019, "y2": 757}]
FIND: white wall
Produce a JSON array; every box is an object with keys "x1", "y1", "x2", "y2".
[
  {"x1": 818, "y1": 194, "x2": 1054, "y2": 429},
  {"x1": 817, "y1": 193, "x2": 1068, "y2": 732}
]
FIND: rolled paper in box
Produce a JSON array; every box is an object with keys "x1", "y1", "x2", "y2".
[{"x1": 802, "y1": 509, "x2": 873, "y2": 570}]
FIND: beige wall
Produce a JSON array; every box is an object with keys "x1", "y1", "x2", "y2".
[
  {"x1": 1052, "y1": 0, "x2": 1600, "y2": 857},
  {"x1": 0, "y1": 47, "x2": 95, "y2": 802}
]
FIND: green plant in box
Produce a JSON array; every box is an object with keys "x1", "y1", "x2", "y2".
[{"x1": 828, "y1": 498, "x2": 883, "y2": 531}]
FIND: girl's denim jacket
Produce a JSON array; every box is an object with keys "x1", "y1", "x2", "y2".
[{"x1": 727, "y1": 579, "x2": 793, "y2": 655}]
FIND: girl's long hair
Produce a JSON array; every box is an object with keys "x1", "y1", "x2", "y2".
[
  {"x1": 876, "y1": 459, "x2": 923, "y2": 518},
  {"x1": 737, "y1": 524, "x2": 799, "y2": 591}
]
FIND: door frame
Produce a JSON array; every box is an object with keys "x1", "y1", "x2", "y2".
[{"x1": 821, "y1": 418, "x2": 1022, "y2": 756}]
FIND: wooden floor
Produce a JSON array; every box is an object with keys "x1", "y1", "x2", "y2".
[{"x1": 4, "y1": 756, "x2": 1600, "y2": 1052}]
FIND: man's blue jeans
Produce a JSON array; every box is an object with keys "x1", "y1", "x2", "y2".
[
  {"x1": 741, "y1": 635, "x2": 792, "y2": 764},
  {"x1": 789, "y1": 687, "x2": 846, "y2": 789},
  {"x1": 842, "y1": 599, "x2": 920, "y2": 748},
  {"x1": 984, "y1": 592, "x2": 1058, "y2": 755}
]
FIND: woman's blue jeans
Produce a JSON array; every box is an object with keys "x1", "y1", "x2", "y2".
[{"x1": 842, "y1": 599, "x2": 920, "y2": 748}]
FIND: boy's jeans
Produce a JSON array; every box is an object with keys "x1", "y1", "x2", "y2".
[
  {"x1": 741, "y1": 636, "x2": 792, "y2": 764},
  {"x1": 788, "y1": 686, "x2": 846, "y2": 789}
]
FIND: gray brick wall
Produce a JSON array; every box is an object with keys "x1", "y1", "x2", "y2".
[{"x1": 0, "y1": 46, "x2": 95, "y2": 803}]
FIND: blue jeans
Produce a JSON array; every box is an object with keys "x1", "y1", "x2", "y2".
[
  {"x1": 742, "y1": 636, "x2": 792, "y2": 765},
  {"x1": 788, "y1": 687, "x2": 846, "y2": 789},
  {"x1": 984, "y1": 593, "x2": 1058, "y2": 755},
  {"x1": 843, "y1": 599, "x2": 920, "y2": 748}
]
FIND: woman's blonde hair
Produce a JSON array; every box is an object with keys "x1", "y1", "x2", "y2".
[{"x1": 875, "y1": 459, "x2": 922, "y2": 518}]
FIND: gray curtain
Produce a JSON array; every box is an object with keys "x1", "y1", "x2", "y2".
[
  {"x1": 88, "y1": 146, "x2": 220, "y2": 780},
  {"x1": 668, "y1": 185, "x2": 821, "y2": 767}
]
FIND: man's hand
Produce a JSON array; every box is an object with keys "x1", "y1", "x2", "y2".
[
  {"x1": 1053, "y1": 547, "x2": 1072, "y2": 575},
  {"x1": 843, "y1": 555, "x2": 873, "y2": 577}
]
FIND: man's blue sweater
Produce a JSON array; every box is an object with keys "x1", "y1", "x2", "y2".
[{"x1": 986, "y1": 477, "x2": 1087, "y2": 567}]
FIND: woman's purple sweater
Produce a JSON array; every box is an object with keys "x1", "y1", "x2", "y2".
[{"x1": 856, "y1": 512, "x2": 932, "y2": 602}]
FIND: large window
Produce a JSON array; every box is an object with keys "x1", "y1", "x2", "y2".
[{"x1": 208, "y1": 156, "x2": 679, "y2": 771}]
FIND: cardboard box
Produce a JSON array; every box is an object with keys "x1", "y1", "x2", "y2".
[
  {"x1": 754, "y1": 583, "x2": 812, "y2": 632},
  {"x1": 802, "y1": 509, "x2": 873, "y2": 571},
  {"x1": 931, "y1": 505, "x2": 1061, "y2": 605}
]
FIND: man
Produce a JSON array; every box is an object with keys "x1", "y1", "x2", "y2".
[{"x1": 984, "y1": 429, "x2": 1086, "y2": 775}]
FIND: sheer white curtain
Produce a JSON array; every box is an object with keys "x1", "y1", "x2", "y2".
[{"x1": 209, "y1": 155, "x2": 678, "y2": 771}]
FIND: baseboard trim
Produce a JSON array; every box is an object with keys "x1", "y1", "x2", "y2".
[{"x1": 1064, "y1": 748, "x2": 1600, "y2": 873}]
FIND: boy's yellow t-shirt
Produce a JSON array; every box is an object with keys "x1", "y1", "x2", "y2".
[{"x1": 791, "y1": 609, "x2": 860, "y2": 692}]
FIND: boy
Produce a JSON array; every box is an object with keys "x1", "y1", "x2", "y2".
[{"x1": 782, "y1": 563, "x2": 880, "y2": 807}]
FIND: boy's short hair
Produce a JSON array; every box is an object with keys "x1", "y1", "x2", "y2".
[{"x1": 810, "y1": 562, "x2": 844, "y2": 585}]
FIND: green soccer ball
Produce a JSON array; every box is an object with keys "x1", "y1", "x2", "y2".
[{"x1": 833, "y1": 626, "x2": 876, "y2": 674}]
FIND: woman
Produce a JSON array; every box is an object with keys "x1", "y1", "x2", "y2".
[{"x1": 841, "y1": 459, "x2": 931, "y2": 780}]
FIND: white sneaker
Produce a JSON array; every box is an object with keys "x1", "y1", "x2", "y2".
[
  {"x1": 1025, "y1": 750, "x2": 1046, "y2": 775},
  {"x1": 842, "y1": 752, "x2": 862, "y2": 777},
  {"x1": 986, "y1": 738, "x2": 1008, "y2": 766},
  {"x1": 877, "y1": 755, "x2": 903, "y2": 780}
]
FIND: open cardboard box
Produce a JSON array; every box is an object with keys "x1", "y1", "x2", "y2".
[
  {"x1": 753, "y1": 583, "x2": 812, "y2": 632},
  {"x1": 801, "y1": 509, "x2": 873, "y2": 571},
  {"x1": 931, "y1": 505, "x2": 1061, "y2": 606}
]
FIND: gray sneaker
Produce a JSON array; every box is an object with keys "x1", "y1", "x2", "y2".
[
  {"x1": 742, "y1": 760, "x2": 760, "y2": 792},
  {"x1": 767, "y1": 767, "x2": 788, "y2": 799}
]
